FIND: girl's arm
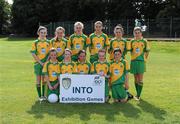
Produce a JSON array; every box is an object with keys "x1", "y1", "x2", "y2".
[
  {"x1": 45, "y1": 75, "x2": 53, "y2": 90},
  {"x1": 32, "y1": 53, "x2": 44, "y2": 66}
]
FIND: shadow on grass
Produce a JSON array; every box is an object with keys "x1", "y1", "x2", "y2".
[
  {"x1": 137, "y1": 99, "x2": 167, "y2": 120},
  {"x1": 27, "y1": 101, "x2": 141, "y2": 121}
]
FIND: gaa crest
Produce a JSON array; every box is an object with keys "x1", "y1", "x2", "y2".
[{"x1": 62, "y1": 78, "x2": 71, "y2": 90}]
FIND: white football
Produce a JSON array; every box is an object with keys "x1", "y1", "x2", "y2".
[{"x1": 48, "y1": 94, "x2": 58, "y2": 103}]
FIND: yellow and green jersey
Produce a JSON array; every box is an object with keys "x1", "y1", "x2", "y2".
[
  {"x1": 91, "y1": 61, "x2": 110, "y2": 76},
  {"x1": 42, "y1": 60, "x2": 60, "y2": 82},
  {"x1": 109, "y1": 38, "x2": 127, "y2": 60},
  {"x1": 76, "y1": 61, "x2": 91, "y2": 74},
  {"x1": 130, "y1": 38, "x2": 150, "y2": 61},
  {"x1": 50, "y1": 38, "x2": 67, "y2": 61},
  {"x1": 30, "y1": 39, "x2": 50, "y2": 63},
  {"x1": 89, "y1": 33, "x2": 109, "y2": 56},
  {"x1": 59, "y1": 61, "x2": 77, "y2": 74},
  {"x1": 110, "y1": 59, "x2": 129, "y2": 85},
  {"x1": 67, "y1": 33, "x2": 90, "y2": 57}
]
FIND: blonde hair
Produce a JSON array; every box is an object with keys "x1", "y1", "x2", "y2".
[
  {"x1": 114, "y1": 24, "x2": 124, "y2": 34},
  {"x1": 94, "y1": 21, "x2": 103, "y2": 26},
  {"x1": 55, "y1": 26, "x2": 65, "y2": 39},
  {"x1": 37, "y1": 26, "x2": 47, "y2": 35},
  {"x1": 74, "y1": 21, "x2": 84, "y2": 29},
  {"x1": 64, "y1": 48, "x2": 72, "y2": 55},
  {"x1": 134, "y1": 27, "x2": 142, "y2": 32},
  {"x1": 56, "y1": 26, "x2": 65, "y2": 33}
]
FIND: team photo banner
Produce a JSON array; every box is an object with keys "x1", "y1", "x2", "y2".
[{"x1": 59, "y1": 74, "x2": 105, "y2": 103}]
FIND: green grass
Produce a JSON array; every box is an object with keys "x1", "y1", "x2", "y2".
[{"x1": 0, "y1": 37, "x2": 180, "y2": 124}]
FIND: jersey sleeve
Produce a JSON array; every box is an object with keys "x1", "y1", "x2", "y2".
[
  {"x1": 108, "y1": 39, "x2": 113, "y2": 53},
  {"x1": 73, "y1": 62, "x2": 77, "y2": 74},
  {"x1": 30, "y1": 42, "x2": 36, "y2": 54},
  {"x1": 50, "y1": 39, "x2": 54, "y2": 49},
  {"x1": 109, "y1": 62, "x2": 113, "y2": 74},
  {"x1": 89, "y1": 34, "x2": 93, "y2": 48},
  {"x1": 105, "y1": 34, "x2": 110, "y2": 47},
  {"x1": 91, "y1": 63, "x2": 95, "y2": 74},
  {"x1": 130, "y1": 40, "x2": 133, "y2": 52},
  {"x1": 86, "y1": 37, "x2": 90, "y2": 47},
  {"x1": 59, "y1": 63, "x2": 62, "y2": 74},
  {"x1": 88, "y1": 62, "x2": 92, "y2": 74},
  {"x1": 67, "y1": 36, "x2": 72, "y2": 49},
  {"x1": 124, "y1": 60, "x2": 130, "y2": 73},
  {"x1": 57, "y1": 63, "x2": 61, "y2": 75},
  {"x1": 107, "y1": 62, "x2": 110, "y2": 76},
  {"x1": 65, "y1": 39, "x2": 68, "y2": 48},
  {"x1": 126, "y1": 40, "x2": 131, "y2": 51},
  {"x1": 124, "y1": 39, "x2": 128, "y2": 54}
]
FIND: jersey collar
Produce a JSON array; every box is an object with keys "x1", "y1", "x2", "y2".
[{"x1": 38, "y1": 37, "x2": 46, "y2": 42}]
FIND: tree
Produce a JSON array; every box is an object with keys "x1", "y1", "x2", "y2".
[{"x1": 0, "y1": 0, "x2": 11, "y2": 34}]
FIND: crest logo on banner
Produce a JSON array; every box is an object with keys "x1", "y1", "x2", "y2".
[
  {"x1": 62, "y1": 78, "x2": 71, "y2": 89},
  {"x1": 93, "y1": 76, "x2": 102, "y2": 86}
]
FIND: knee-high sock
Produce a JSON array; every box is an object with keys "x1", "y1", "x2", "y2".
[
  {"x1": 42, "y1": 83, "x2": 46, "y2": 97},
  {"x1": 36, "y1": 84, "x2": 41, "y2": 97},
  {"x1": 137, "y1": 81, "x2": 143, "y2": 97},
  {"x1": 135, "y1": 82, "x2": 139, "y2": 96}
]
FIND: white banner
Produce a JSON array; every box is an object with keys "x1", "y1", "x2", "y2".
[{"x1": 59, "y1": 74, "x2": 105, "y2": 103}]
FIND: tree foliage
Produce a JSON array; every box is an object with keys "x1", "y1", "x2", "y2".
[
  {"x1": 0, "y1": 0, "x2": 11, "y2": 34},
  {"x1": 11, "y1": 0, "x2": 180, "y2": 35}
]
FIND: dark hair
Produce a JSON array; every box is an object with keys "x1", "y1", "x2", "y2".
[
  {"x1": 113, "y1": 48, "x2": 122, "y2": 54},
  {"x1": 78, "y1": 50, "x2": 86, "y2": 56}
]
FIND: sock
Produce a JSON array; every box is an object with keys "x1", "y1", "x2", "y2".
[
  {"x1": 135, "y1": 83, "x2": 139, "y2": 96},
  {"x1": 42, "y1": 84, "x2": 45, "y2": 97},
  {"x1": 137, "y1": 81, "x2": 143, "y2": 97},
  {"x1": 36, "y1": 84, "x2": 41, "y2": 98}
]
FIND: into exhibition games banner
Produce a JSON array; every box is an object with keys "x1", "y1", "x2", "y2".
[{"x1": 59, "y1": 74, "x2": 105, "y2": 103}]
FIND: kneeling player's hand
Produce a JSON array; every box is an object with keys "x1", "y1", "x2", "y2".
[{"x1": 48, "y1": 85, "x2": 54, "y2": 90}]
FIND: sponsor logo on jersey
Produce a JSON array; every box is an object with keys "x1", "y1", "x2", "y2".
[
  {"x1": 41, "y1": 48, "x2": 46, "y2": 54},
  {"x1": 114, "y1": 69, "x2": 119, "y2": 75},
  {"x1": 57, "y1": 47, "x2": 62, "y2": 52}
]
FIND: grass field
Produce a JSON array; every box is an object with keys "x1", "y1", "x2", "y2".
[{"x1": 0, "y1": 37, "x2": 180, "y2": 124}]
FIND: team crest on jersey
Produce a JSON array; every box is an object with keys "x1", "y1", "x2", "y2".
[
  {"x1": 96, "y1": 43, "x2": 101, "y2": 49},
  {"x1": 135, "y1": 48, "x2": 140, "y2": 53},
  {"x1": 62, "y1": 78, "x2": 71, "y2": 89},
  {"x1": 114, "y1": 69, "x2": 119, "y2": 75},
  {"x1": 41, "y1": 48, "x2": 46, "y2": 54},
  {"x1": 52, "y1": 71, "x2": 57, "y2": 77},
  {"x1": 75, "y1": 43, "x2": 81, "y2": 49}
]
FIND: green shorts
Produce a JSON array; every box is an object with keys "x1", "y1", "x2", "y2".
[
  {"x1": 57, "y1": 56, "x2": 64, "y2": 62},
  {"x1": 90, "y1": 54, "x2": 98, "y2": 64},
  {"x1": 105, "y1": 78, "x2": 109, "y2": 97},
  {"x1": 112, "y1": 84, "x2": 127, "y2": 99},
  {"x1": 130, "y1": 60, "x2": 146, "y2": 74},
  {"x1": 47, "y1": 80, "x2": 59, "y2": 96},
  {"x1": 34, "y1": 63, "x2": 43, "y2": 75}
]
